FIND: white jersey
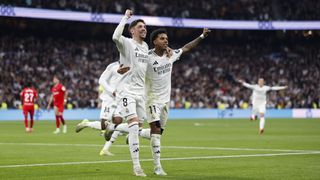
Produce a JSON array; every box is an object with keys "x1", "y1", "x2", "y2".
[
  {"x1": 98, "y1": 62, "x2": 122, "y2": 102},
  {"x1": 146, "y1": 49, "x2": 183, "y2": 104},
  {"x1": 243, "y1": 83, "x2": 286, "y2": 105},
  {"x1": 112, "y1": 16, "x2": 149, "y2": 97}
]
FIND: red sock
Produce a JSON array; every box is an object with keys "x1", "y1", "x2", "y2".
[
  {"x1": 59, "y1": 115, "x2": 65, "y2": 125},
  {"x1": 55, "y1": 115, "x2": 60, "y2": 128},
  {"x1": 24, "y1": 115, "x2": 28, "y2": 128}
]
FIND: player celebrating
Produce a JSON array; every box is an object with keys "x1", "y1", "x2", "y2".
[
  {"x1": 112, "y1": 9, "x2": 149, "y2": 177},
  {"x1": 20, "y1": 83, "x2": 38, "y2": 132},
  {"x1": 76, "y1": 61, "x2": 128, "y2": 155},
  {"x1": 238, "y1": 78, "x2": 287, "y2": 134},
  {"x1": 146, "y1": 28, "x2": 210, "y2": 175},
  {"x1": 47, "y1": 75, "x2": 68, "y2": 134}
]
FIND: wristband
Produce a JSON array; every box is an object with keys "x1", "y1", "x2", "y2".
[{"x1": 200, "y1": 34, "x2": 205, "y2": 39}]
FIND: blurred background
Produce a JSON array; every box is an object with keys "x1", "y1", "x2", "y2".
[{"x1": 0, "y1": 0, "x2": 319, "y2": 111}]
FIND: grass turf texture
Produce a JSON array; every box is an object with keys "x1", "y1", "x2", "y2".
[{"x1": 0, "y1": 118, "x2": 319, "y2": 180}]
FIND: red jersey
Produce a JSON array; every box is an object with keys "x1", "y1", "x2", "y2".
[
  {"x1": 51, "y1": 83, "x2": 66, "y2": 106},
  {"x1": 20, "y1": 88, "x2": 38, "y2": 107}
]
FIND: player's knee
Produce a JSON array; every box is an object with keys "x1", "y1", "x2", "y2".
[
  {"x1": 150, "y1": 121, "x2": 161, "y2": 134},
  {"x1": 112, "y1": 116, "x2": 123, "y2": 124}
]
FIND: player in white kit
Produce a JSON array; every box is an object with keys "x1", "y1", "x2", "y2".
[
  {"x1": 238, "y1": 78, "x2": 287, "y2": 134},
  {"x1": 146, "y1": 28, "x2": 210, "y2": 175},
  {"x1": 75, "y1": 61, "x2": 126, "y2": 155},
  {"x1": 112, "y1": 9, "x2": 148, "y2": 177}
]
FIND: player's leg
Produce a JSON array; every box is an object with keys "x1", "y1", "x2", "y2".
[
  {"x1": 147, "y1": 103, "x2": 167, "y2": 176},
  {"x1": 57, "y1": 106, "x2": 67, "y2": 133},
  {"x1": 29, "y1": 108, "x2": 35, "y2": 132},
  {"x1": 251, "y1": 105, "x2": 258, "y2": 121},
  {"x1": 22, "y1": 107, "x2": 29, "y2": 132},
  {"x1": 259, "y1": 105, "x2": 266, "y2": 134},
  {"x1": 53, "y1": 106, "x2": 61, "y2": 134},
  {"x1": 121, "y1": 96, "x2": 145, "y2": 177},
  {"x1": 100, "y1": 106, "x2": 120, "y2": 156}
]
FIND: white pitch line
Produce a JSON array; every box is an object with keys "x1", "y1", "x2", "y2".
[
  {"x1": 0, "y1": 151, "x2": 319, "y2": 168},
  {"x1": 0, "y1": 142, "x2": 318, "y2": 153}
]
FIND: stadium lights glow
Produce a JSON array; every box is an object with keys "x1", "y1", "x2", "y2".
[{"x1": 1, "y1": 5, "x2": 320, "y2": 30}]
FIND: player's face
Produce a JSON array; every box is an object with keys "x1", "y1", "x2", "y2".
[
  {"x1": 154, "y1": 33, "x2": 168, "y2": 51},
  {"x1": 131, "y1": 22, "x2": 147, "y2": 40},
  {"x1": 258, "y1": 78, "x2": 264, "y2": 86},
  {"x1": 53, "y1": 77, "x2": 59, "y2": 85}
]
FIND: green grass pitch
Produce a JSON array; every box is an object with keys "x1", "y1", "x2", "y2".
[{"x1": 0, "y1": 118, "x2": 319, "y2": 179}]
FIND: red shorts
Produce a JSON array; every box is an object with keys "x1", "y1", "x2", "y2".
[
  {"x1": 54, "y1": 104, "x2": 64, "y2": 113},
  {"x1": 23, "y1": 106, "x2": 34, "y2": 116}
]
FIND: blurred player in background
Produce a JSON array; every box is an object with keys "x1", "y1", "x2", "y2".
[
  {"x1": 145, "y1": 28, "x2": 210, "y2": 175},
  {"x1": 238, "y1": 78, "x2": 287, "y2": 134},
  {"x1": 112, "y1": 9, "x2": 149, "y2": 177},
  {"x1": 47, "y1": 75, "x2": 68, "y2": 134},
  {"x1": 20, "y1": 83, "x2": 38, "y2": 132}
]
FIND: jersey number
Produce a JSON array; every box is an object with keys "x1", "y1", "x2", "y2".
[
  {"x1": 24, "y1": 93, "x2": 34, "y2": 103},
  {"x1": 123, "y1": 98, "x2": 128, "y2": 107},
  {"x1": 149, "y1": 105, "x2": 156, "y2": 114}
]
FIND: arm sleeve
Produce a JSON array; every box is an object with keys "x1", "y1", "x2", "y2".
[
  {"x1": 112, "y1": 16, "x2": 129, "y2": 55},
  {"x1": 171, "y1": 49, "x2": 184, "y2": 63},
  {"x1": 270, "y1": 86, "x2": 287, "y2": 91},
  {"x1": 98, "y1": 66, "x2": 115, "y2": 96},
  {"x1": 242, "y1": 82, "x2": 255, "y2": 89}
]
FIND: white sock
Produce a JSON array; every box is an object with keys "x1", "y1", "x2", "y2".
[
  {"x1": 114, "y1": 123, "x2": 129, "y2": 133},
  {"x1": 103, "y1": 131, "x2": 120, "y2": 150},
  {"x1": 128, "y1": 122, "x2": 141, "y2": 168},
  {"x1": 85, "y1": 121, "x2": 101, "y2": 130},
  {"x1": 251, "y1": 114, "x2": 255, "y2": 120},
  {"x1": 151, "y1": 134, "x2": 162, "y2": 168},
  {"x1": 139, "y1": 128, "x2": 151, "y2": 140},
  {"x1": 260, "y1": 117, "x2": 265, "y2": 130}
]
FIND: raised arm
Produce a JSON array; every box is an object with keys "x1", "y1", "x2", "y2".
[
  {"x1": 112, "y1": 9, "x2": 132, "y2": 46},
  {"x1": 181, "y1": 28, "x2": 210, "y2": 54},
  {"x1": 238, "y1": 79, "x2": 255, "y2": 89},
  {"x1": 270, "y1": 86, "x2": 287, "y2": 91}
]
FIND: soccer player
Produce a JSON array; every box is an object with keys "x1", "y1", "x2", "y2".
[
  {"x1": 76, "y1": 61, "x2": 129, "y2": 156},
  {"x1": 238, "y1": 78, "x2": 287, "y2": 134},
  {"x1": 145, "y1": 28, "x2": 210, "y2": 175},
  {"x1": 47, "y1": 75, "x2": 68, "y2": 134},
  {"x1": 112, "y1": 9, "x2": 149, "y2": 176},
  {"x1": 20, "y1": 83, "x2": 38, "y2": 132}
]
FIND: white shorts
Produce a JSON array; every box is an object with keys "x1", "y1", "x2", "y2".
[
  {"x1": 100, "y1": 100, "x2": 117, "y2": 121},
  {"x1": 252, "y1": 103, "x2": 266, "y2": 115},
  {"x1": 118, "y1": 95, "x2": 146, "y2": 122},
  {"x1": 146, "y1": 102, "x2": 169, "y2": 129}
]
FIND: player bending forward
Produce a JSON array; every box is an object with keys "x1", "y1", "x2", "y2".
[
  {"x1": 238, "y1": 78, "x2": 287, "y2": 134},
  {"x1": 145, "y1": 28, "x2": 210, "y2": 175}
]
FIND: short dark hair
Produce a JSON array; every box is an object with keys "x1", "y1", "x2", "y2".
[
  {"x1": 128, "y1": 19, "x2": 145, "y2": 30},
  {"x1": 150, "y1": 28, "x2": 167, "y2": 45}
]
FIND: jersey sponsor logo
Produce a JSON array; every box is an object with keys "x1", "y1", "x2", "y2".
[{"x1": 153, "y1": 63, "x2": 172, "y2": 75}]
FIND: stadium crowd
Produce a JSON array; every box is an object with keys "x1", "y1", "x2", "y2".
[
  {"x1": 1, "y1": 33, "x2": 319, "y2": 109},
  {"x1": 1, "y1": 0, "x2": 320, "y2": 20}
]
